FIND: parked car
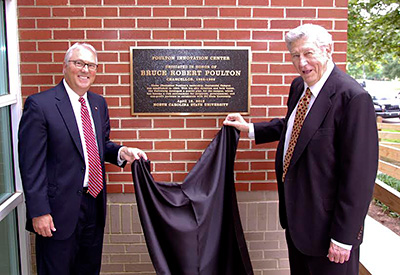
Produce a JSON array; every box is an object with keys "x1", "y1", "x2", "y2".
[{"x1": 371, "y1": 95, "x2": 400, "y2": 118}]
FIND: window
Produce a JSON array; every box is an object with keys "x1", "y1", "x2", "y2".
[
  {"x1": 0, "y1": 209, "x2": 20, "y2": 274},
  {"x1": 0, "y1": 106, "x2": 14, "y2": 204}
]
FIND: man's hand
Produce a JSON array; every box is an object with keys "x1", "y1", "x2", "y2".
[
  {"x1": 223, "y1": 113, "x2": 250, "y2": 132},
  {"x1": 32, "y1": 214, "x2": 56, "y2": 237},
  {"x1": 327, "y1": 241, "x2": 351, "y2": 264},
  {"x1": 120, "y1": 147, "x2": 148, "y2": 163}
]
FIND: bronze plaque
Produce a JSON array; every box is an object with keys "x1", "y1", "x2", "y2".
[{"x1": 130, "y1": 47, "x2": 250, "y2": 115}]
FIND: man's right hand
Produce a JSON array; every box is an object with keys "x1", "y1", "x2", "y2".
[
  {"x1": 32, "y1": 214, "x2": 56, "y2": 237},
  {"x1": 223, "y1": 113, "x2": 250, "y2": 132}
]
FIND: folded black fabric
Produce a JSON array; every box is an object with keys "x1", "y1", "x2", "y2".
[{"x1": 131, "y1": 126, "x2": 253, "y2": 275}]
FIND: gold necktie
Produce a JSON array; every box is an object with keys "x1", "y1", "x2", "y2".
[{"x1": 282, "y1": 88, "x2": 312, "y2": 181}]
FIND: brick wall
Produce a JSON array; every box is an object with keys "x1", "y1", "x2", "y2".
[{"x1": 18, "y1": 0, "x2": 348, "y2": 273}]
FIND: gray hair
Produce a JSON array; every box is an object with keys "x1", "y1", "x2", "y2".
[
  {"x1": 64, "y1": 42, "x2": 98, "y2": 64},
  {"x1": 285, "y1": 24, "x2": 333, "y2": 51}
]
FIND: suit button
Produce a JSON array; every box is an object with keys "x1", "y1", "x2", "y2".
[
  {"x1": 81, "y1": 167, "x2": 85, "y2": 173},
  {"x1": 77, "y1": 190, "x2": 83, "y2": 195}
]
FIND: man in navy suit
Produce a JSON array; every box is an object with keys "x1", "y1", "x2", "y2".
[
  {"x1": 18, "y1": 43, "x2": 147, "y2": 275},
  {"x1": 224, "y1": 24, "x2": 378, "y2": 274}
]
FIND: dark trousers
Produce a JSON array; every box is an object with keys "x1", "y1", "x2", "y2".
[
  {"x1": 36, "y1": 192, "x2": 104, "y2": 275},
  {"x1": 286, "y1": 230, "x2": 359, "y2": 275}
]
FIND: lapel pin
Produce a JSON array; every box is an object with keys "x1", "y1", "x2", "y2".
[{"x1": 95, "y1": 106, "x2": 98, "y2": 110}]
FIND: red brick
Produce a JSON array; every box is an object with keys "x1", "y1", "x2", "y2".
[
  {"x1": 20, "y1": 30, "x2": 52, "y2": 40},
  {"x1": 334, "y1": 42, "x2": 347, "y2": 52},
  {"x1": 94, "y1": 75, "x2": 119, "y2": 84},
  {"x1": 153, "y1": 7, "x2": 185, "y2": 17},
  {"x1": 204, "y1": 19, "x2": 235, "y2": 29},
  {"x1": 22, "y1": 75, "x2": 53, "y2": 85},
  {"x1": 334, "y1": 20, "x2": 348, "y2": 31},
  {"x1": 251, "y1": 86, "x2": 268, "y2": 95},
  {"x1": 219, "y1": 30, "x2": 251, "y2": 40},
  {"x1": 271, "y1": 0, "x2": 301, "y2": 6},
  {"x1": 97, "y1": 53, "x2": 119, "y2": 62},
  {"x1": 108, "y1": 173, "x2": 133, "y2": 182},
  {"x1": 120, "y1": 7, "x2": 151, "y2": 17},
  {"x1": 20, "y1": 64, "x2": 38, "y2": 74},
  {"x1": 236, "y1": 42, "x2": 266, "y2": 51},
  {"x1": 154, "y1": 119, "x2": 184, "y2": 128},
  {"x1": 104, "y1": 0, "x2": 135, "y2": 4},
  {"x1": 171, "y1": 19, "x2": 202, "y2": 28},
  {"x1": 18, "y1": 0, "x2": 34, "y2": 4},
  {"x1": 250, "y1": 182, "x2": 278, "y2": 191},
  {"x1": 87, "y1": 30, "x2": 118, "y2": 40},
  {"x1": 155, "y1": 162, "x2": 186, "y2": 172},
  {"x1": 18, "y1": 7, "x2": 51, "y2": 17},
  {"x1": 236, "y1": 172, "x2": 265, "y2": 181},
  {"x1": 251, "y1": 64, "x2": 268, "y2": 74},
  {"x1": 139, "y1": 130, "x2": 169, "y2": 139},
  {"x1": 155, "y1": 141, "x2": 186, "y2": 150},
  {"x1": 70, "y1": 0, "x2": 101, "y2": 4},
  {"x1": 186, "y1": 30, "x2": 218, "y2": 40},
  {"x1": 302, "y1": 20, "x2": 333, "y2": 30},
  {"x1": 206, "y1": 0, "x2": 236, "y2": 4},
  {"x1": 187, "y1": 141, "x2": 210, "y2": 150},
  {"x1": 38, "y1": 64, "x2": 63, "y2": 74},
  {"x1": 186, "y1": 119, "x2": 217, "y2": 128},
  {"x1": 171, "y1": 0, "x2": 202, "y2": 5},
  {"x1": 238, "y1": 19, "x2": 269, "y2": 29},
  {"x1": 36, "y1": 0, "x2": 67, "y2": 4},
  {"x1": 153, "y1": 30, "x2": 184, "y2": 40},
  {"x1": 335, "y1": 0, "x2": 348, "y2": 7},
  {"x1": 104, "y1": 19, "x2": 135, "y2": 28},
  {"x1": 253, "y1": 75, "x2": 283, "y2": 85},
  {"x1": 53, "y1": 30, "x2": 84, "y2": 39},
  {"x1": 204, "y1": 41, "x2": 235, "y2": 47},
  {"x1": 106, "y1": 184, "x2": 123, "y2": 193},
  {"x1": 287, "y1": 8, "x2": 316, "y2": 18},
  {"x1": 253, "y1": 8, "x2": 284, "y2": 18},
  {"x1": 18, "y1": 19, "x2": 35, "y2": 29},
  {"x1": 319, "y1": 9, "x2": 348, "y2": 19},
  {"x1": 109, "y1": 130, "x2": 137, "y2": 140},
  {"x1": 138, "y1": 19, "x2": 169, "y2": 28},
  {"x1": 172, "y1": 152, "x2": 203, "y2": 161},
  {"x1": 117, "y1": 30, "x2": 151, "y2": 40},
  {"x1": 137, "y1": 0, "x2": 169, "y2": 5},
  {"x1": 269, "y1": 85, "x2": 289, "y2": 95},
  {"x1": 86, "y1": 7, "x2": 118, "y2": 17},
  {"x1": 268, "y1": 107, "x2": 287, "y2": 117},
  {"x1": 239, "y1": 0, "x2": 269, "y2": 5},
  {"x1": 304, "y1": 0, "x2": 333, "y2": 7},
  {"x1": 52, "y1": 7, "x2": 84, "y2": 17},
  {"x1": 105, "y1": 64, "x2": 129, "y2": 74},
  {"x1": 153, "y1": 173, "x2": 172, "y2": 182},
  {"x1": 71, "y1": 19, "x2": 102, "y2": 28},
  {"x1": 270, "y1": 64, "x2": 297, "y2": 74},
  {"x1": 171, "y1": 41, "x2": 202, "y2": 46},
  {"x1": 332, "y1": 53, "x2": 346, "y2": 63},
  {"x1": 253, "y1": 52, "x2": 283, "y2": 62},
  {"x1": 173, "y1": 173, "x2": 188, "y2": 182},
  {"x1": 251, "y1": 96, "x2": 281, "y2": 106},
  {"x1": 270, "y1": 41, "x2": 288, "y2": 51},
  {"x1": 138, "y1": 41, "x2": 169, "y2": 47},
  {"x1": 250, "y1": 107, "x2": 267, "y2": 117},
  {"x1": 235, "y1": 183, "x2": 250, "y2": 191},
  {"x1": 171, "y1": 130, "x2": 202, "y2": 139},
  {"x1": 146, "y1": 152, "x2": 171, "y2": 161},
  {"x1": 187, "y1": 8, "x2": 218, "y2": 17},
  {"x1": 38, "y1": 41, "x2": 69, "y2": 51},
  {"x1": 220, "y1": 8, "x2": 251, "y2": 17},
  {"x1": 331, "y1": 31, "x2": 348, "y2": 41},
  {"x1": 20, "y1": 52, "x2": 52, "y2": 63},
  {"x1": 270, "y1": 20, "x2": 301, "y2": 29}
]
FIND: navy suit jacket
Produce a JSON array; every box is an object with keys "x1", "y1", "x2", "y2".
[
  {"x1": 18, "y1": 81, "x2": 122, "y2": 240},
  {"x1": 254, "y1": 66, "x2": 378, "y2": 256}
]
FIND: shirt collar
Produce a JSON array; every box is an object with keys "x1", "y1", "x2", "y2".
[
  {"x1": 304, "y1": 60, "x2": 334, "y2": 98},
  {"x1": 63, "y1": 78, "x2": 88, "y2": 103}
]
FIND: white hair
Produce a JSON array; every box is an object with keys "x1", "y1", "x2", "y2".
[
  {"x1": 64, "y1": 42, "x2": 98, "y2": 64},
  {"x1": 285, "y1": 24, "x2": 333, "y2": 52}
]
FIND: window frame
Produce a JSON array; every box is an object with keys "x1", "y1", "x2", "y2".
[{"x1": 0, "y1": 0, "x2": 31, "y2": 274}]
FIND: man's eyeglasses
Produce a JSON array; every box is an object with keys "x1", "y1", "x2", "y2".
[{"x1": 69, "y1": 60, "x2": 98, "y2": 71}]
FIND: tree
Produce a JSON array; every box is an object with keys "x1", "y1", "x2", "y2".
[{"x1": 347, "y1": 0, "x2": 400, "y2": 79}]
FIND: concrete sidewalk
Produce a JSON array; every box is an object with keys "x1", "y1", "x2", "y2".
[{"x1": 360, "y1": 215, "x2": 400, "y2": 275}]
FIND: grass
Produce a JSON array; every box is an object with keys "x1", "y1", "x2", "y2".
[{"x1": 376, "y1": 173, "x2": 400, "y2": 218}]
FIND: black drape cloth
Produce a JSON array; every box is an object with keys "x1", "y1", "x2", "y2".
[{"x1": 131, "y1": 126, "x2": 253, "y2": 275}]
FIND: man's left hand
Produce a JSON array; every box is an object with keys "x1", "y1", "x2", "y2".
[
  {"x1": 327, "y1": 241, "x2": 351, "y2": 264},
  {"x1": 120, "y1": 147, "x2": 148, "y2": 163}
]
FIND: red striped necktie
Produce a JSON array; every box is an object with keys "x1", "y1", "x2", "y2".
[
  {"x1": 79, "y1": 97, "x2": 103, "y2": 198},
  {"x1": 282, "y1": 88, "x2": 312, "y2": 182}
]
